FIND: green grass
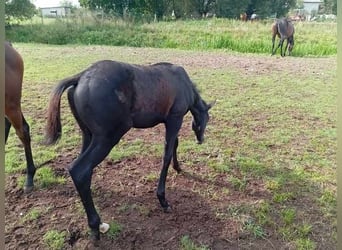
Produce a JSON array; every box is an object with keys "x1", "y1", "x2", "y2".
[
  {"x1": 22, "y1": 208, "x2": 41, "y2": 222},
  {"x1": 43, "y1": 230, "x2": 66, "y2": 250},
  {"x1": 16, "y1": 166, "x2": 66, "y2": 189},
  {"x1": 106, "y1": 221, "x2": 123, "y2": 240},
  {"x1": 180, "y1": 235, "x2": 208, "y2": 250},
  {"x1": 5, "y1": 18, "x2": 336, "y2": 56}
]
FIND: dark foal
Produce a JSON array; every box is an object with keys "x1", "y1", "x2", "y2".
[
  {"x1": 271, "y1": 18, "x2": 295, "y2": 57},
  {"x1": 5, "y1": 41, "x2": 36, "y2": 192},
  {"x1": 45, "y1": 60, "x2": 214, "y2": 242}
]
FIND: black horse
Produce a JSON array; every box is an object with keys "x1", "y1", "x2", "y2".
[
  {"x1": 271, "y1": 18, "x2": 295, "y2": 57},
  {"x1": 45, "y1": 60, "x2": 214, "y2": 242}
]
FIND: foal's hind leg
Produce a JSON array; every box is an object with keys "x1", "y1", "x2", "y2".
[
  {"x1": 6, "y1": 110, "x2": 36, "y2": 192},
  {"x1": 69, "y1": 127, "x2": 130, "y2": 242},
  {"x1": 67, "y1": 88, "x2": 91, "y2": 154}
]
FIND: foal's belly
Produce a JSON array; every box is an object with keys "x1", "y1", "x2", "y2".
[{"x1": 131, "y1": 112, "x2": 165, "y2": 128}]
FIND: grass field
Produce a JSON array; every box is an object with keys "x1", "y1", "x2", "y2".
[
  {"x1": 5, "y1": 44, "x2": 336, "y2": 249},
  {"x1": 5, "y1": 18, "x2": 337, "y2": 56}
]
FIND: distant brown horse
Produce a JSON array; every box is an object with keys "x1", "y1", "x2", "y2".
[
  {"x1": 271, "y1": 18, "x2": 295, "y2": 57},
  {"x1": 5, "y1": 41, "x2": 36, "y2": 192},
  {"x1": 240, "y1": 13, "x2": 247, "y2": 21}
]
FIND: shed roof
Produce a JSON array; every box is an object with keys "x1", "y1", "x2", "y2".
[{"x1": 303, "y1": 0, "x2": 323, "y2": 3}]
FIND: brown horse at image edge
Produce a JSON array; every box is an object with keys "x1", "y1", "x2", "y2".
[{"x1": 5, "y1": 41, "x2": 36, "y2": 192}]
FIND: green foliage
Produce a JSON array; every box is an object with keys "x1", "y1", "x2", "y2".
[
  {"x1": 35, "y1": 167, "x2": 66, "y2": 189},
  {"x1": 229, "y1": 176, "x2": 247, "y2": 191},
  {"x1": 43, "y1": 230, "x2": 66, "y2": 250},
  {"x1": 22, "y1": 208, "x2": 41, "y2": 222},
  {"x1": 295, "y1": 238, "x2": 316, "y2": 250},
  {"x1": 5, "y1": 19, "x2": 337, "y2": 56},
  {"x1": 5, "y1": 0, "x2": 36, "y2": 24},
  {"x1": 281, "y1": 208, "x2": 296, "y2": 225},
  {"x1": 78, "y1": 0, "x2": 297, "y2": 19},
  {"x1": 216, "y1": 0, "x2": 248, "y2": 18},
  {"x1": 243, "y1": 218, "x2": 266, "y2": 238},
  {"x1": 180, "y1": 235, "x2": 208, "y2": 250},
  {"x1": 107, "y1": 221, "x2": 122, "y2": 240}
]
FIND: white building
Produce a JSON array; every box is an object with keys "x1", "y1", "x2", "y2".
[
  {"x1": 303, "y1": 0, "x2": 323, "y2": 14},
  {"x1": 40, "y1": 6, "x2": 71, "y2": 17}
]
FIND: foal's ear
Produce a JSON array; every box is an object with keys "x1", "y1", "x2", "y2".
[{"x1": 207, "y1": 100, "x2": 216, "y2": 110}]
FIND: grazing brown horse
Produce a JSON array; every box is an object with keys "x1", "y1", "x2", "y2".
[
  {"x1": 45, "y1": 60, "x2": 214, "y2": 242},
  {"x1": 240, "y1": 12, "x2": 247, "y2": 21},
  {"x1": 271, "y1": 18, "x2": 295, "y2": 57},
  {"x1": 5, "y1": 41, "x2": 36, "y2": 192}
]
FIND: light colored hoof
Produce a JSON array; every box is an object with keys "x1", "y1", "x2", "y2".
[{"x1": 99, "y1": 222, "x2": 110, "y2": 234}]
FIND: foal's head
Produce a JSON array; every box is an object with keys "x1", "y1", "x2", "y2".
[{"x1": 192, "y1": 101, "x2": 215, "y2": 144}]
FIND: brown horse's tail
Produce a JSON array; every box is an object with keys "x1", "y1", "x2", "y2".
[{"x1": 44, "y1": 73, "x2": 82, "y2": 145}]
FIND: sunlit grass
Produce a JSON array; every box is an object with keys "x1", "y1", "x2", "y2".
[{"x1": 6, "y1": 18, "x2": 336, "y2": 56}]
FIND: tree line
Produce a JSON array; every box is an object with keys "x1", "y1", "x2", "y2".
[
  {"x1": 78, "y1": 0, "x2": 298, "y2": 20},
  {"x1": 5, "y1": 0, "x2": 337, "y2": 23}
]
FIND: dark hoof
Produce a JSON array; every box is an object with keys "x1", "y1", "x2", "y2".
[
  {"x1": 23, "y1": 185, "x2": 34, "y2": 193},
  {"x1": 163, "y1": 205, "x2": 172, "y2": 213},
  {"x1": 89, "y1": 232, "x2": 100, "y2": 247},
  {"x1": 174, "y1": 167, "x2": 182, "y2": 174},
  {"x1": 86, "y1": 237, "x2": 100, "y2": 249}
]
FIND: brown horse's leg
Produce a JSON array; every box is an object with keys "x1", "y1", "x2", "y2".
[
  {"x1": 279, "y1": 38, "x2": 285, "y2": 57},
  {"x1": 284, "y1": 39, "x2": 289, "y2": 56},
  {"x1": 6, "y1": 109, "x2": 36, "y2": 192},
  {"x1": 5, "y1": 117, "x2": 11, "y2": 143},
  {"x1": 271, "y1": 35, "x2": 276, "y2": 55}
]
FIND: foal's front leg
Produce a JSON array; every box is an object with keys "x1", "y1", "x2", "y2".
[
  {"x1": 172, "y1": 137, "x2": 182, "y2": 173},
  {"x1": 157, "y1": 117, "x2": 183, "y2": 212}
]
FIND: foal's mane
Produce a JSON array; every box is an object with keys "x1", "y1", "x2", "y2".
[{"x1": 191, "y1": 82, "x2": 207, "y2": 111}]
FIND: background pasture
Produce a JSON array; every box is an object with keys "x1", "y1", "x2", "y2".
[
  {"x1": 5, "y1": 18, "x2": 337, "y2": 57},
  {"x1": 4, "y1": 43, "x2": 336, "y2": 249}
]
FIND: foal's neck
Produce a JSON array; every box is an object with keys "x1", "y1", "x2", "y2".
[{"x1": 190, "y1": 94, "x2": 206, "y2": 120}]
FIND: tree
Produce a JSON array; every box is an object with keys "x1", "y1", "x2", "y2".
[
  {"x1": 215, "y1": 0, "x2": 296, "y2": 19},
  {"x1": 266, "y1": 0, "x2": 297, "y2": 18},
  {"x1": 5, "y1": 0, "x2": 37, "y2": 23},
  {"x1": 193, "y1": 0, "x2": 216, "y2": 17},
  {"x1": 323, "y1": 0, "x2": 337, "y2": 14},
  {"x1": 216, "y1": 0, "x2": 249, "y2": 18}
]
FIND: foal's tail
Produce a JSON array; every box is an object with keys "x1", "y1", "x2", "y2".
[{"x1": 44, "y1": 73, "x2": 82, "y2": 145}]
